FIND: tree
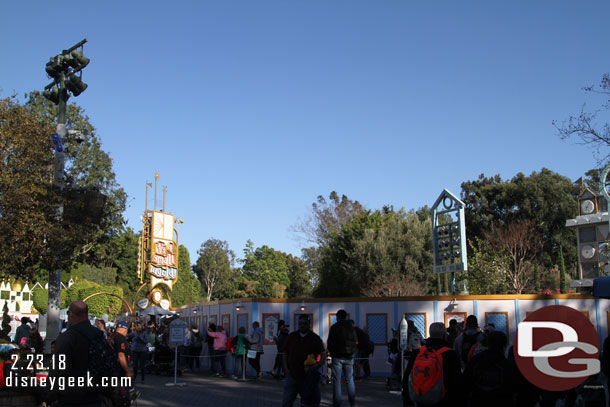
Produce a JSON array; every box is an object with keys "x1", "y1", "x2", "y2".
[
  {"x1": 171, "y1": 245, "x2": 201, "y2": 307},
  {"x1": 193, "y1": 239, "x2": 235, "y2": 301},
  {"x1": 461, "y1": 169, "x2": 578, "y2": 271},
  {"x1": 0, "y1": 96, "x2": 55, "y2": 280},
  {"x1": 0, "y1": 93, "x2": 127, "y2": 281},
  {"x1": 361, "y1": 273, "x2": 427, "y2": 297},
  {"x1": 466, "y1": 238, "x2": 510, "y2": 295},
  {"x1": 554, "y1": 73, "x2": 610, "y2": 163},
  {"x1": 486, "y1": 220, "x2": 540, "y2": 294},
  {"x1": 294, "y1": 191, "x2": 364, "y2": 246},
  {"x1": 314, "y1": 207, "x2": 434, "y2": 297},
  {"x1": 24, "y1": 91, "x2": 127, "y2": 264},
  {"x1": 285, "y1": 254, "x2": 310, "y2": 298},
  {"x1": 111, "y1": 228, "x2": 140, "y2": 298},
  {"x1": 240, "y1": 241, "x2": 291, "y2": 298}
]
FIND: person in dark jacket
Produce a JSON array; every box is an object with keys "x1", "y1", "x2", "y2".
[
  {"x1": 27, "y1": 327, "x2": 44, "y2": 354},
  {"x1": 463, "y1": 330, "x2": 516, "y2": 407},
  {"x1": 49, "y1": 301, "x2": 106, "y2": 407},
  {"x1": 350, "y1": 320, "x2": 372, "y2": 380},
  {"x1": 327, "y1": 309, "x2": 357, "y2": 407},
  {"x1": 402, "y1": 322, "x2": 462, "y2": 407},
  {"x1": 273, "y1": 320, "x2": 289, "y2": 379}
]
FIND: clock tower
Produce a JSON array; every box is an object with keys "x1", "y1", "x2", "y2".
[{"x1": 566, "y1": 179, "x2": 609, "y2": 280}]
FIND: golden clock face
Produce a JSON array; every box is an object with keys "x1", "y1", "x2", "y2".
[
  {"x1": 151, "y1": 288, "x2": 163, "y2": 304},
  {"x1": 581, "y1": 199, "x2": 596, "y2": 215}
]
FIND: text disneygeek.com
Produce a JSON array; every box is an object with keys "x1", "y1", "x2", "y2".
[{"x1": 6, "y1": 372, "x2": 131, "y2": 391}]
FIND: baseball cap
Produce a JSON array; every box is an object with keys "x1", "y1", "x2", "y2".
[{"x1": 116, "y1": 321, "x2": 129, "y2": 329}]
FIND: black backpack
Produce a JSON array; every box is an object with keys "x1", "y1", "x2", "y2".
[
  {"x1": 336, "y1": 322, "x2": 357, "y2": 356},
  {"x1": 72, "y1": 326, "x2": 121, "y2": 393},
  {"x1": 461, "y1": 331, "x2": 481, "y2": 363},
  {"x1": 472, "y1": 358, "x2": 505, "y2": 395}
]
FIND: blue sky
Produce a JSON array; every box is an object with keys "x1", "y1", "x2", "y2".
[{"x1": 2, "y1": 1, "x2": 610, "y2": 263}]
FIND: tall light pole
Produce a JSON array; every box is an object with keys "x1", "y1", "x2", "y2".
[{"x1": 43, "y1": 38, "x2": 90, "y2": 351}]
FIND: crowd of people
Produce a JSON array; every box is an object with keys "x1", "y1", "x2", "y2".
[
  {"x1": 4, "y1": 305, "x2": 610, "y2": 407},
  {"x1": 396, "y1": 315, "x2": 608, "y2": 407}
]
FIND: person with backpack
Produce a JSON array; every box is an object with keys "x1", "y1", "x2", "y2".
[
  {"x1": 463, "y1": 330, "x2": 516, "y2": 407},
  {"x1": 402, "y1": 322, "x2": 462, "y2": 407},
  {"x1": 350, "y1": 320, "x2": 373, "y2": 380},
  {"x1": 50, "y1": 301, "x2": 120, "y2": 407},
  {"x1": 452, "y1": 315, "x2": 482, "y2": 371},
  {"x1": 327, "y1": 309, "x2": 357, "y2": 407}
]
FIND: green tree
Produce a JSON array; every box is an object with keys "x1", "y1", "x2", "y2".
[
  {"x1": 240, "y1": 241, "x2": 291, "y2": 298},
  {"x1": 109, "y1": 228, "x2": 140, "y2": 298},
  {"x1": 294, "y1": 192, "x2": 364, "y2": 289},
  {"x1": 0, "y1": 93, "x2": 127, "y2": 281},
  {"x1": 285, "y1": 254, "x2": 310, "y2": 298},
  {"x1": 193, "y1": 239, "x2": 235, "y2": 301},
  {"x1": 460, "y1": 169, "x2": 578, "y2": 271},
  {"x1": 0, "y1": 96, "x2": 55, "y2": 280},
  {"x1": 171, "y1": 245, "x2": 201, "y2": 307},
  {"x1": 314, "y1": 206, "x2": 434, "y2": 297},
  {"x1": 466, "y1": 238, "x2": 510, "y2": 294}
]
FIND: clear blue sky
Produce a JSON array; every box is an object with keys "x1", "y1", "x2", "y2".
[{"x1": 2, "y1": 1, "x2": 610, "y2": 263}]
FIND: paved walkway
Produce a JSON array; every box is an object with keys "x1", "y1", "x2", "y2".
[{"x1": 135, "y1": 370, "x2": 403, "y2": 407}]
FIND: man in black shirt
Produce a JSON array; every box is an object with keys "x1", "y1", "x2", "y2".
[
  {"x1": 327, "y1": 309, "x2": 357, "y2": 407},
  {"x1": 282, "y1": 315, "x2": 326, "y2": 407},
  {"x1": 51, "y1": 300, "x2": 104, "y2": 407},
  {"x1": 110, "y1": 320, "x2": 133, "y2": 380}
]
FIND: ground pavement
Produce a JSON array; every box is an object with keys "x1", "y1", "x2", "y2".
[{"x1": 135, "y1": 371, "x2": 403, "y2": 407}]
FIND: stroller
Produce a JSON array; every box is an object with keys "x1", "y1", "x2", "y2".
[
  {"x1": 148, "y1": 343, "x2": 182, "y2": 376},
  {"x1": 385, "y1": 340, "x2": 403, "y2": 391}
]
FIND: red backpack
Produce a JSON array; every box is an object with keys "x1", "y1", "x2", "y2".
[
  {"x1": 226, "y1": 336, "x2": 236, "y2": 353},
  {"x1": 408, "y1": 345, "x2": 450, "y2": 405}
]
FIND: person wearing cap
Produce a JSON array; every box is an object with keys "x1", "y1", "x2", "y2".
[
  {"x1": 13, "y1": 316, "x2": 30, "y2": 346},
  {"x1": 110, "y1": 320, "x2": 134, "y2": 380}
]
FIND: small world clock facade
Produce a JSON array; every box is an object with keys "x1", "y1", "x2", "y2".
[{"x1": 566, "y1": 181, "x2": 609, "y2": 279}]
